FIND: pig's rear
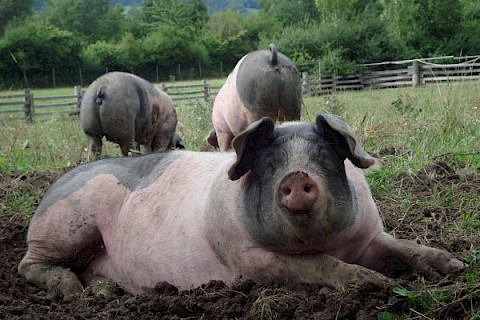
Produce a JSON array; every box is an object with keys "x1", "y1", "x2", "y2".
[{"x1": 236, "y1": 44, "x2": 301, "y2": 119}]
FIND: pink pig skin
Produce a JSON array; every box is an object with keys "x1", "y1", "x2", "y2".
[
  {"x1": 212, "y1": 57, "x2": 258, "y2": 150},
  {"x1": 211, "y1": 44, "x2": 302, "y2": 150},
  {"x1": 19, "y1": 115, "x2": 465, "y2": 296}
]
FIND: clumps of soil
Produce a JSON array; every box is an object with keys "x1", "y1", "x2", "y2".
[
  {"x1": 0, "y1": 164, "x2": 479, "y2": 319},
  {"x1": 398, "y1": 161, "x2": 461, "y2": 190},
  {"x1": 374, "y1": 144, "x2": 412, "y2": 158},
  {"x1": 0, "y1": 171, "x2": 60, "y2": 224}
]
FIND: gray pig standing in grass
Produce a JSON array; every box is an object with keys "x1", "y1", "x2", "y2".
[
  {"x1": 207, "y1": 44, "x2": 302, "y2": 150},
  {"x1": 19, "y1": 113, "x2": 465, "y2": 297},
  {"x1": 80, "y1": 71, "x2": 179, "y2": 158}
]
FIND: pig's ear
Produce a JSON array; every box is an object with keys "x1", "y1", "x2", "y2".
[
  {"x1": 316, "y1": 113, "x2": 376, "y2": 169},
  {"x1": 228, "y1": 118, "x2": 275, "y2": 180}
]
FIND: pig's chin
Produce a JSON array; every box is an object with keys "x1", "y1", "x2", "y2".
[{"x1": 277, "y1": 201, "x2": 337, "y2": 247}]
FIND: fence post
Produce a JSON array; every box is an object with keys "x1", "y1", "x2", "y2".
[
  {"x1": 412, "y1": 60, "x2": 421, "y2": 87},
  {"x1": 74, "y1": 85, "x2": 82, "y2": 115},
  {"x1": 79, "y1": 68, "x2": 83, "y2": 87},
  {"x1": 24, "y1": 88, "x2": 35, "y2": 124},
  {"x1": 52, "y1": 68, "x2": 56, "y2": 87},
  {"x1": 318, "y1": 61, "x2": 322, "y2": 95},
  {"x1": 203, "y1": 80, "x2": 210, "y2": 103},
  {"x1": 302, "y1": 72, "x2": 310, "y2": 96}
]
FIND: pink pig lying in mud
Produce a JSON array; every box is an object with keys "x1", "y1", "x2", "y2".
[
  {"x1": 208, "y1": 44, "x2": 302, "y2": 150},
  {"x1": 19, "y1": 114, "x2": 465, "y2": 297}
]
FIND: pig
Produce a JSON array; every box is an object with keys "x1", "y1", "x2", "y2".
[
  {"x1": 209, "y1": 44, "x2": 302, "y2": 150},
  {"x1": 18, "y1": 114, "x2": 465, "y2": 297},
  {"x1": 80, "y1": 71, "x2": 178, "y2": 158},
  {"x1": 169, "y1": 132, "x2": 185, "y2": 149}
]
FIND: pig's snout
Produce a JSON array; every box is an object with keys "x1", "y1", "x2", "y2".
[{"x1": 279, "y1": 172, "x2": 320, "y2": 214}]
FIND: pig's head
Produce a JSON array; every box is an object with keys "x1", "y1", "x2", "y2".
[{"x1": 228, "y1": 114, "x2": 376, "y2": 253}]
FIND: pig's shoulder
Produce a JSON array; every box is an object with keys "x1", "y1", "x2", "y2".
[{"x1": 344, "y1": 159, "x2": 376, "y2": 196}]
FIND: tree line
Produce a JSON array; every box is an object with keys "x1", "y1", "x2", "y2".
[{"x1": 1, "y1": 0, "x2": 479, "y2": 89}]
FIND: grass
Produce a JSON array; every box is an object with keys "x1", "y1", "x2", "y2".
[{"x1": 1, "y1": 79, "x2": 479, "y2": 318}]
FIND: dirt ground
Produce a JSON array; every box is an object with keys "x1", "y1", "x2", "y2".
[{"x1": 0, "y1": 160, "x2": 479, "y2": 319}]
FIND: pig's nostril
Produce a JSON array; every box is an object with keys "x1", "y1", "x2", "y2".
[
  {"x1": 283, "y1": 188, "x2": 291, "y2": 195},
  {"x1": 304, "y1": 185, "x2": 311, "y2": 193}
]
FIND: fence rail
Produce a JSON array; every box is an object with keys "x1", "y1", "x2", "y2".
[
  {"x1": 302, "y1": 59, "x2": 480, "y2": 95},
  {"x1": 0, "y1": 82, "x2": 221, "y2": 123},
  {"x1": 0, "y1": 87, "x2": 83, "y2": 123},
  {"x1": 161, "y1": 80, "x2": 221, "y2": 106},
  {"x1": 2, "y1": 58, "x2": 480, "y2": 123}
]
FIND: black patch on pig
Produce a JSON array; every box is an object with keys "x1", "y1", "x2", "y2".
[
  {"x1": 239, "y1": 123, "x2": 356, "y2": 248},
  {"x1": 32, "y1": 151, "x2": 182, "y2": 220}
]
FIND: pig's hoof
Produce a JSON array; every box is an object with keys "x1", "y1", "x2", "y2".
[
  {"x1": 85, "y1": 277, "x2": 118, "y2": 297},
  {"x1": 353, "y1": 268, "x2": 393, "y2": 288},
  {"x1": 22, "y1": 265, "x2": 84, "y2": 298},
  {"x1": 412, "y1": 249, "x2": 468, "y2": 277},
  {"x1": 443, "y1": 256, "x2": 467, "y2": 274}
]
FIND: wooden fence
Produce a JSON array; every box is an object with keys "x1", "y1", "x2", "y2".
[
  {"x1": 0, "y1": 86, "x2": 83, "y2": 123},
  {"x1": 0, "y1": 82, "x2": 221, "y2": 123},
  {"x1": 302, "y1": 59, "x2": 480, "y2": 95},
  {"x1": 2, "y1": 58, "x2": 480, "y2": 122},
  {"x1": 161, "y1": 80, "x2": 221, "y2": 106}
]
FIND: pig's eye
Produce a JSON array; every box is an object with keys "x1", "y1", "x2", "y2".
[
  {"x1": 253, "y1": 149, "x2": 280, "y2": 176},
  {"x1": 315, "y1": 146, "x2": 343, "y2": 172}
]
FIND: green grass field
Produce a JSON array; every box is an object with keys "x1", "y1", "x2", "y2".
[
  {"x1": 0, "y1": 80, "x2": 479, "y2": 318},
  {"x1": 2, "y1": 81, "x2": 478, "y2": 172}
]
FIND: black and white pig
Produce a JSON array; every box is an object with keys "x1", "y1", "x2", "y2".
[
  {"x1": 208, "y1": 44, "x2": 302, "y2": 150},
  {"x1": 19, "y1": 114, "x2": 464, "y2": 296},
  {"x1": 80, "y1": 71, "x2": 179, "y2": 158}
]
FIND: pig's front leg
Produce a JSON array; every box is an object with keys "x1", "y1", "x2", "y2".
[
  {"x1": 356, "y1": 232, "x2": 466, "y2": 277},
  {"x1": 237, "y1": 250, "x2": 393, "y2": 290}
]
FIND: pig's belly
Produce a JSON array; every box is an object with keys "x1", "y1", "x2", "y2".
[{"x1": 88, "y1": 238, "x2": 234, "y2": 295}]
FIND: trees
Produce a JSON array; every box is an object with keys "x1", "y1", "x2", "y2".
[
  {"x1": 1, "y1": 0, "x2": 480, "y2": 88},
  {"x1": 259, "y1": 0, "x2": 319, "y2": 26},
  {"x1": 140, "y1": 0, "x2": 208, "y2": 33},
  {"x1": 0, "y1": 0, "x2": 37, "y2": 34},
  {"x1": 0, "y1": 20, "x2": 81, "y2": 86},
  {"x1": 380, "y1": 0, "x2": 462, "y2": 57},
  {"x1": 454, "y1": 0, "x2": 480, "y2": 55},
  {"x1": 201, "y1": 10, "x2": 256, "y2": 68},
  {"x1": 45, "y1": 0, "x2": 127, "y2": 42}
]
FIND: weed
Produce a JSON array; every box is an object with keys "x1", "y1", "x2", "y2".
[
  {"x1": 463, "y1": 211, "x2": 480, "y2": 234},
  {"x1": 250, "y1": 289, "x2": 282, "y2": 320},
  {"x1": 321, "y1": 95, "x2": 344, "y2": 115},
  {"x1": 250, "y1": 288, "x2": 301, "y2": 320},
  {"x1": 391, "y1": 93, "x2": 418, "y2": 116}
]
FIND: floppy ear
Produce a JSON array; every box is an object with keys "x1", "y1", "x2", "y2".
[
  {"x1": 316, "y1": 113, "x2": 376, "y2": 169},
  {"x1": 228, "y1": 118, "x2": 275, "y2": 180}
]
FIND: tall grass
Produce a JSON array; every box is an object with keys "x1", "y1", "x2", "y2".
[
  {"x1": 1, "y1": 81, "x2": 479, "y2": 173},
  {"x1": 303, "y1": 82, "x2": 480, "y2": 173}
]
